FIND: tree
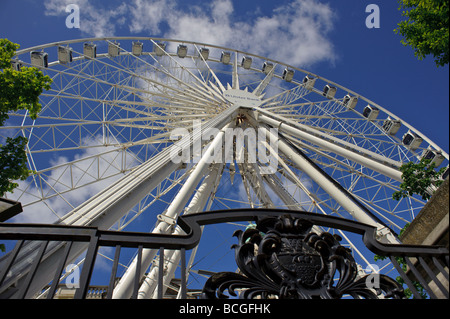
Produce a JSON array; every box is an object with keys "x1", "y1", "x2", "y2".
[
  {"x1": 0, "y1": 38, "x2": 52, "y2": 197},
  {"x1": 392, "y1": 158, "x2": 446, "y2": 201},
  {"x1": 395, "y1": 0, "x2": 449, "y2": 67}
]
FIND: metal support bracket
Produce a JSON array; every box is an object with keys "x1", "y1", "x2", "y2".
[{"x1": 157, "y1": 214, "x2": 177, "y2": 226}]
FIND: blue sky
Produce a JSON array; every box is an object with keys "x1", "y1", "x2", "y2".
[
  {"x1": 1, "y1": 0, "x2": 448, "y2": 295},
  {"x1": 1, "y1": 0, "x2": 448, "y2": 154}
]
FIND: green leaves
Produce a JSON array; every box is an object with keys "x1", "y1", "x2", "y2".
[
  {"x1": 394, "y1": 0, "x2": 449, "y2": 67},
  {"x1": 393, "y1": 158, "x2": 446, "y2": 201},
  {"x1": 0, "y1": 39, "x2": 20, "y2": 69},
  {"x1": 0, "y1": 136, "x2": 31, "y2": 197},
  {"x1": 0, "y1": 38, "x2": 52, "y2": 197},
  {"x1": 0, "y1": 39, "x2": 52, "y2": 125}
]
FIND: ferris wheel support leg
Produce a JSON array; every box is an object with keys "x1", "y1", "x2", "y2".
[
  {"x1": 137, "y1": 164, "x2": 223, "y2": 299},
  {"x1": 112, "y1": 123, "x2": 233, "y2": 299},
  {"x1": 257, "y1": 113, "x2": 403, "y2": 183},
  {"x1": 261, "y1": 126, "x2": 400, "y2": 244}
]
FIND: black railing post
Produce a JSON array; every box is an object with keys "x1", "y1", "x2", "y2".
[
  {"x1": 180, "y1": 248, "x2": 187, "y2": 299},
  {"x1": 157, "y1": 247, "x2": 164, "y2": 299},
  {"x1": 404, "y1": 257, "x2": 437, "y2": 299},
  {"x1": 390, "y1": 256, "x2": 423, "y2": 299},
  {"x1": 106, "y1": 244, "x2": 121, "y2": 299},
  {"x1": 74, "y1": 233, "x2": 99, "y2": 299},
  {"x1": 131, "y1": 245, "x2": 143, "y2": 299},
  {"x1": 418, "y1": 257, "x2": 449, "y2": 298}
]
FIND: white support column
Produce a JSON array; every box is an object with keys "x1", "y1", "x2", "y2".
[
  {"x1": 257, "y1": 112, "x2": 403, "y2": 182},
  {"x1": 112, "y1": 123, "x2": 233, "y2": 299},
  {"x1": 259, "y1": 125, "x2": 400, "y2": 244},
  {"x1": 137, "y1": 163, "x2": 223, "y2": 299}
]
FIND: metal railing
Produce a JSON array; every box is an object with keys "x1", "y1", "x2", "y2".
[{"x1": 0, "y1": 209, "x2": 448, "y2": 299}]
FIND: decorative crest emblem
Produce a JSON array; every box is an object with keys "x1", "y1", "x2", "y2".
[{"x1": 202, "y1": 215, "x2": 404, "y2": 299}]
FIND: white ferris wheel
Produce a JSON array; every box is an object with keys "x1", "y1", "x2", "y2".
[{"x1": 2, "y1": 37, "x2": 448, "y2": 299}]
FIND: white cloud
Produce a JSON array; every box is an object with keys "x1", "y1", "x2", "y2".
[
  {"x1": 44, "y1": 0, "x2": 336, "y2": 66},
  {"x1": 164, "y1": 0, "x2": 337, "y2": 66},
  {"x1": 128, "y1": 0, "x2": 175, "y2": 34},
  {"x1": 246, "y1": 0, "x2": 336, "y2": 66},
  {"x1": 44, "y1": 0, "x2": 128, "y2": 37},
  {"x1": 9, "y1": 136, "x2": 138, "y2": 224}
]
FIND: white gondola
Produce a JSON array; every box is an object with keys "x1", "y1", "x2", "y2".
[
  {"x1": 30, "y1": 51, "x2": 48, "y2": 68},
  {"x1": 220, "y1": 51, "x2": 231, "y2": 64},
  {"x1": 177, "y1": 44, "x2": 188, "y2": 58},
  {"x1": 132, "y1": 42, "x2": 143, "y2": 56},
  {"x1": 153, "y1": 42, "x2": 166, "y2": 56},
  {"x1": 442, "y1": 167, "x2": 449, "y2": 180},
  {"x1": 363, "y1": 105, "x2": 379, "y2": 120},
  {"x1": 83, "y1": 43, "x2": 96, "y2": 59},
  {"x1": 11, "y1": 60, "x2": 22, "y2": 71},
  {"x1": 262, "y1": 62, "x2": 273, "y2": 74},
  {"x1": 302, "y1": 75, "x2": 316, "y2": 90},
  {"x1": 241, "y1": 56, "x2": 252, "y2": 69},
  {"x1": 108, "y1": 42, "x2": 120, "y2": 57},
  {"x1": 323, "y1": 85, "x2": 337, "y2": 99},
  {"x1": 199, "y1": 48, "x2": 209, "y2": 60},
  {"x1": 382, "y1": 117, "x2": 401, "y2": 135},
  {"x1": 58, "y1": 46, "x2": 73, "y2": 64},
  {"x1": 282, "y1": 68, "x2": 294, "y2": 82},
  {"x1": 402, "y1": 130, "x2": 422, "y2": 150},
  {"x1": 422, "y1": 148, "x2": 445, "y2": 167},
  {"x1": 343, "y1": 94, "x2": 358, "y2": 109}
]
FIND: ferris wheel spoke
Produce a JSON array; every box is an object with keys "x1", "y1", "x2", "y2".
[
  {"x1": 47, "y1": 50, "x2": 197, "y2": 110},
  {"x1": 297, "y1": 122, "x2": 411, "y2": 162},
  {"x1": 38, "y1": 71, "x2": 155, "y2": 119},
  {"x1": 260, "y1": 84, "x2": 311, "y2": 108},
  {"x1": 117, "y1": 167, "x2": 196, "y2": 231},
  {"x1": 142, "y1": 39, "x2": 220, "y2": 99},
  {"x1": 352, "y1": 193, "x2": 414, "y2": 230},
  {"x1": 192, "y1": 44, "x2": 227, "y2": 94}
]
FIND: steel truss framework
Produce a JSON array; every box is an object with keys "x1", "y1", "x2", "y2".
[{"x1": 0, "y1": 37, "x2": 448, "y2": 299}]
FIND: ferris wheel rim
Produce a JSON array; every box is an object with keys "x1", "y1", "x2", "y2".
[
  {"x1": 6, "y1": 36, "x2": 446, "y2": 227},
  {"x1": 12, "y1": 36, "x2": 448, "y2": 159},
  {"x1": 5, "y1": 36, "x2": 445, "y2": 230}
]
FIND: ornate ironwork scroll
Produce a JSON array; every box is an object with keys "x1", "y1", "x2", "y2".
[{"x1": 202, "y1": 214, "x2": 404, "y2": 299}]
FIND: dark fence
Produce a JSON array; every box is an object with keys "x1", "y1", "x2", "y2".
[{"x1": 0, "y1": 209, "x2": 448, "y2": 299}]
